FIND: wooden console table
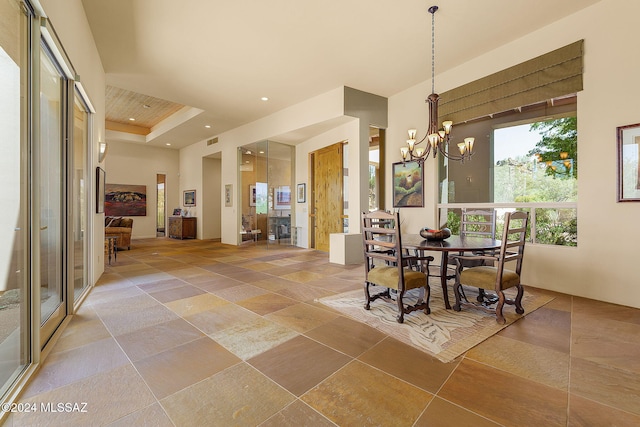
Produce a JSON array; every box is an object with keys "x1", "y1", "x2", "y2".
[{"x1": 169, "y1": 216, "x2": 197, "y2": 239}]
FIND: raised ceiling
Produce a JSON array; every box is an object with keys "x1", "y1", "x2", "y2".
[{"x1": 81, "y1": 0, "x2": 601, "y2": 149}]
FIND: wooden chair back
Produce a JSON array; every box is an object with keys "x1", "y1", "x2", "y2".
[
  {"x1": 460, "y1": 208, "x2": 496, "y2": 239},
  {"x1": 361, "y1": 210, "x2": 403, "y2": 276},
  {"x1": 496, "y1": 211, "x2": 529, "y2": 279}
]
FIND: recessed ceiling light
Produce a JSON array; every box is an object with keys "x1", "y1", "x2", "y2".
[
  {"x1": 129, "y1": 117, "x2": 135, "y2": 121},
  {"x1": 204, "y1": 125, "x2": 211, "y2": 128},
  {"x1": 246, "y1": 150, "x2": 252, "y2": 155},
  {"x1": 166, "y1": 143, "x2": 171, "y2": 146},
  {"x1": 259, "y1": 151, "x2": 265, "y2": 154},
  {"x1": 261, "y1": 97, "x2": 269, "y2": 101},
  {"x1": 143, "y1": 104, "x2": 151, "y2": 109}
]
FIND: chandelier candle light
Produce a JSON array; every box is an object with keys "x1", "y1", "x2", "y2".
[{"x1": 401, "y1": 5, "x2": 475, "y2": 165}]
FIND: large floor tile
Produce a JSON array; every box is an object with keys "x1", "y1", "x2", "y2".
[
  {"x1": 107, "y1": 403, "x2": 174, "y2": 427},
  {"x1": 134, "y1": 337, "x2": 241, "y2": 399},
  {"x1": 147, "y1": 283, "x2": 205, "y2": 303},
  {"x1": 259, "y1": 400, "x2": 335, "y2": 427},
  {"x1": 210, "y1": 317, "x2": 299, "y2": 360},
  {"x1": 21, "y1": 337, "x2": 129, "y2": 398},
  {"x1": 571, "y1": 315, "x2": 640, "y2": 374},
  {"x1": 237, "y1": 292, "x2": 299, "y2": 316},
  {"x1": 304, "y1": 316, "x2": 386, "y2": 357},
  {"x1": 163, "y1": 292, "x2": 228, "y2": 317},
  {"x1": 439, "y1": 358, "x2": 568, "y2": 426},
  {"x1": 568, "y1": 393, "x2": 640, "y2": 426},
  {"x1": 115, "y1": 318, "x2": 205, "y2": 361},
  {"x1": 302, "y1": 360, "x2": 432, "y2": 427},
  {"x1": 161, "y1": 363, "x2": 294, "y2": 426},
  {"x1": 415, "y1": 397, "x2": 501, "y2": 427},
  {"x1": 15, "y1": 365, "x2": 155, "y2": 426},
  {"x1": 248, "y1": 335, "x2": 351, "y2": 396},
  {"x1": 264, "y1": 302, "x2": 340, "y2": 333},
  {"x1": 185, "y1": 303, "x2": 260, "y2": 334},
  {"x1": 358, "y1": 337, "x2": 459, "y2": 393},
  {"x1": 465, "y1": 334, "x2": 570, "y2": 390},
  {"x1": 570, "y1": 356, "x2": 640, "y2": 416},
  {"x1": 497, "y1": 306, "x2": 571, "y2": 353}
]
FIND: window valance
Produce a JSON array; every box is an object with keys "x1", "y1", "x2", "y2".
[{"x1": 439, "y1": 40, "x2": 583, "y2": 124}]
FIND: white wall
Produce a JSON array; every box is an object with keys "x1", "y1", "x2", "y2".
[
  {"x1": 389, "y1": 0, "x2": 640, "y2": 308},
  {"x1": 105, "y1": 141, "x2": 180, "y2": 239},
  {"x1": 202, "y1": 157, "x2": 222, "y2": 240},
  {"x1": 39, "y1": 0, "x2": 106, "y2": 283}
]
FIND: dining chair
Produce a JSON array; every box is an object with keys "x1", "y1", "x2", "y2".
[
  {"x1": 451, "y1": 211, "x2": 529, "y2": 324},
  {"x1": 427, "y1": 208, "x2": 498, "y2": 293},
  {"x1": 455, "y1": 208, "x2": 497, "y2": 302},
  {"x1": 361, "y1": 210, "x2": 433, "y2": 323}
]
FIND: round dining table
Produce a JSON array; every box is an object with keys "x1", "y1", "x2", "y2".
[{"x1": 400, "y1": 234, "x2": 501, "y2": 309}]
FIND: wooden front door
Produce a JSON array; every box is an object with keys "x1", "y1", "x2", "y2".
[{"x1": 311, "y1": 142, "x2": 344, "y2": 252}]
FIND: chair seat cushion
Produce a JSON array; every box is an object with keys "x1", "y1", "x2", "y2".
[
  {"x1": 367, "y1": 266, "x2": 426, "y2": 291},
  {"x1": 460, "y1": 266, "x2": 520, "y2": 290}
]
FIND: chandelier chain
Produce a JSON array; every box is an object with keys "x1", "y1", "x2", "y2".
[{"x1": 431, "y1": 9, "x2": 435, "y2": 95}]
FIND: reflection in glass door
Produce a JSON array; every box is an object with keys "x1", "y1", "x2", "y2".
[
  {"x1": 238, "y1": 141, "x2": 293, "y2": 248},
  {"x1": 72, "y1": 92, "x2": 89, "y2": 302},
  {"x1": 0, "y1": 0, "x2": 29, "y2": 400},
  {"x1": 39, "y1": 45, "x2": 66, "y2": 346}
]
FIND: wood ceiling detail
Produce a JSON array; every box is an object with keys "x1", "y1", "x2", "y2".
[{"x1": 105, "y1": 86, "x2": 185, "y2": 131}]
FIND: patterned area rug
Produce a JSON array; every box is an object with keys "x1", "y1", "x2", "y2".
[{"x1": 318, "y1": 282, "x2": 553, "y2": 363}]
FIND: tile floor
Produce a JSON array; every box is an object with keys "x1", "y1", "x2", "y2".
[{"x1": 5, "y1": 238, "x2": 640, "y2": 426}]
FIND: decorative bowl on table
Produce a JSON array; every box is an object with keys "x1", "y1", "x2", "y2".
[{"x1": 420, "y1": 227, "x2": 452, "y2": 241}]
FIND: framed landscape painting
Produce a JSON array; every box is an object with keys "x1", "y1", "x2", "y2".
[
  {"x1": 392, "y1": 161, "x2": 424, "y2": 208},
  {"x1": 105, "y1": 183, "x2": 147, "y2": 216}
]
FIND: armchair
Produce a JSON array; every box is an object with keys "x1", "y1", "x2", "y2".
[
  {"x1": 451, "y1": 211, "x2": 529, "y2": 324},
  {"x1": 361, "y1": 210, "x2": 433, "y2": 323},
  {"x1": 105, "y1": 216, "x2": 134, "y2": 250}
]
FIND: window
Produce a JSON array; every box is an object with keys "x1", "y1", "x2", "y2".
[{"x1": 439, "y1": 97, "x2": 578, "y2": 246}]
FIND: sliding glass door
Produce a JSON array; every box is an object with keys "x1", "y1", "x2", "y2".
[
  {"x1": 38, "y1": 45, "x2": 67, "y2": 346},
  {"x1": 0, "y1": 0, "x2": 30, "y2": 400}
]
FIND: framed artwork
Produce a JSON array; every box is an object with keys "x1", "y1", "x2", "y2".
[
  {"x1": 617, "y1": 123, "x2": 640, "y2": 202},
  {"x1": 274, "y1": 186, "x2": 291, "y2": 209},
  {"x1": 297, "y1": 183, "x2": 306, "y2": 203},
  {"x1": 249, "y1": 185, "x2": 256, "y2": 206},
  {"x1": 225, "y1": 184, "x2": 233, "y2": 207},
  {"x1": 183, "y1": 189, "x2": 196, "y2": 206},
  {"x1": 172, "y1": 208, "x2": 182, "y2": 216},
  {"x1": 105, "y1": 183, "x2": 147, "y2": 216},
  {"x1": 392, "y1": 160, "x2": 424, "y2": 208},
  {"x1": 96, "y1": 167, "x2": 105, "y2": 213}
]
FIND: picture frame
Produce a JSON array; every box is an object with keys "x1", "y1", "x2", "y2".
[
  {"x1": 172, "y1": 208, "x2": 182, "y2": 216},
  {"x1": 225, "y1": 184, "x2": 233, "y2": 207},
  {"x1": 617, "y1": 123, "x2": 640, "y2": 202},
  {"x1": 249, "y1": 184, "x2": 256, "y2": 206},
  {"x1": 274, "y1": 186, "x2": 291, "y2": 209},
  {"x1": 96, "y1": 167, "x2": 105, "y2": 213},
  {"x1": 183, "y1": 189, "x2": 196, "y2": 207},
  {"x1": 105, "y1": 183, "x2": 147, "y2": 216},
  {"x1": 392, "y1": 160, "x2": 424, "y2": 208},
  {"x1": 297, "y1": 183, "x2": 306, "y2": 203}
]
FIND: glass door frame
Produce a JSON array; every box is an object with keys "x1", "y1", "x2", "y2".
[{"x1": 35, "y1": 16, "x2": 78, "y2": 350}]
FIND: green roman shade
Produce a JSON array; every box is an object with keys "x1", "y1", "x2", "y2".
[{"x1": 439, "y1": 40, "x2": 583, "y2": 124}]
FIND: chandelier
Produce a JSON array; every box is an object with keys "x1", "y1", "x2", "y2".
[{"x1": 401, "y1": 5, "x2": 475, "y2": 165}]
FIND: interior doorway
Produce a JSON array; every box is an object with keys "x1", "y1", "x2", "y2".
[
  {"x1": 310, "y1": 142, "x2": 344, "y2": 252},
  {"x1": 157, "y1": 174, "x2": 166, "y2": 236}
]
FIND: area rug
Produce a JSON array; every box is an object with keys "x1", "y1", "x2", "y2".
[{"x1": 318, "y1": 283, "x2": 553, "y2": 363}]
